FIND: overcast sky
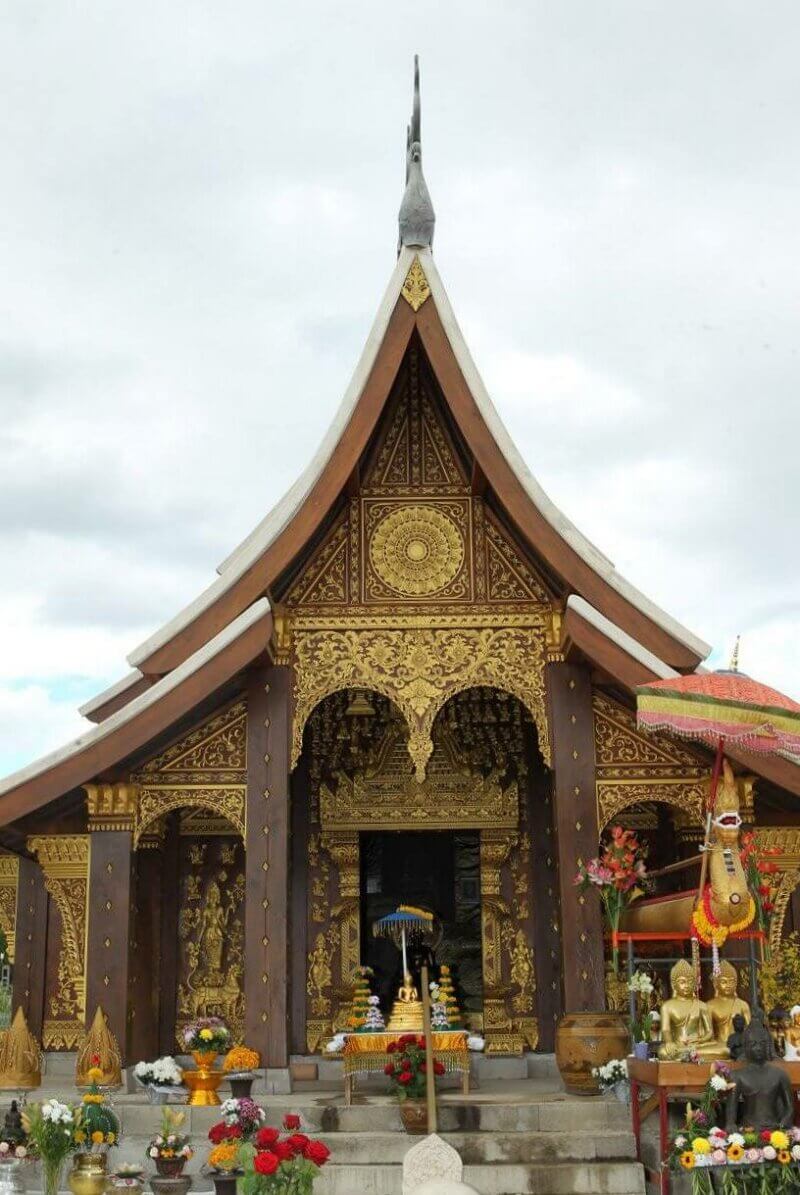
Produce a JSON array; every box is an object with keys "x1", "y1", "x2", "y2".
[{"x1": 1, "y1": 1, "x2": 799, "y2": 777}]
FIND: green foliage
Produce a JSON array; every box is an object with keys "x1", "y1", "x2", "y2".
[{"x1": 760, "y1": 932, "x2": 800, "y2": 1011}]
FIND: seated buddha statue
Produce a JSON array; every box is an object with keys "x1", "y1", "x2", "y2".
[
  {"x1": 658, "y1": 960, "x2": 725, "y2": 1060},
  {"x1": 387, "y1": 971, "x2": 424, "y2": 1032},
  {"x1": 707, "y1": 961, "x2": 751, "y2": 1048}
]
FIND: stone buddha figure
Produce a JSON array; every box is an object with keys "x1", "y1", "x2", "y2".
[
  {"x1": 2, "y1": 1101, "x2": 24, "y2": 1145},
  {"x1": 658, "y1": 960, "x2": 723, "y2": 1060},
  {"x1": 725, "y1": 1010, "x2": 794, "y2": 1131},
  {"x1": 707, "y1": 961, "x2": 751, "y2": 1047}
]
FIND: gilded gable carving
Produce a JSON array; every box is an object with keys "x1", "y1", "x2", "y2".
[
  {"x1": 484, "y1": 516, "x2": 550, "y2": 604},
  {"x1": 593, "y1": 692, "x2": 707, "y2": 829},
  {"x1": 132, "y1": 702, "x2": 246, "y2": 842}
]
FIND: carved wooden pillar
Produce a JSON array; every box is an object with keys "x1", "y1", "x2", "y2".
[
  {"x1": 545, "y1": 660, "x2": 605, "y2": 1011},
  {"x1": 84, "y1": 784, "x2": 136, "y2": 1059},
  {"x1": 289, "y1": 755, "x2": 310, "y2": 1055},
  {"x1": 128, "y1": 827, "x2": 164, "y2": 1062},
  {"x1": 479, "y1": 828, "x2": 520, "y2": 1054},
  {"x1": 27, "y1": 836, "x2": 90, "y2": 1048},
  {"x1": 525, "y1": 726, "x2": 562, "y2": 1051},
  {"x1": 157, "y1": 813, "x2": 180, "y2": 1056},
  {"x1": 11, "y1": 856, "x2": 48, "y2": 1038},
  {"x1": 319, "y1": 832, "x2": 360, "y2": 1030},
  {"x1": 245, "y1": 665, "x2": 292, "y2": 1068}
]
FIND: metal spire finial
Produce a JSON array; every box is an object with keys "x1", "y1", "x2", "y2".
[
  {"x1": 729, "y1": 635, "x2": 741, "y2": 673},
  {"x1": 398, "y1": 55, "x2": 435, "y2": 252}
]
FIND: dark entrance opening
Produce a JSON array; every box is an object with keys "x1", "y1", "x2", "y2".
[{"x1": 359, "y1": 830, "x2": 482, "y2": 1022}]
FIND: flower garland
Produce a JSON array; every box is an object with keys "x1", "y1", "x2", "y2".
[{"x1": 692, "y1": 886, "x2": 756, "y2": 974}]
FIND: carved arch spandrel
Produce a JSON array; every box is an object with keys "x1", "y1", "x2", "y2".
[{"x1": 291, "y1": 624, "x2": 550, "y2": 779}]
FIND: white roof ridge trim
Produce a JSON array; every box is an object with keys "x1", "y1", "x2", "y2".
[
  {"x1": 566, "y1": 594, "x2": 678, "y2": 680},
  {"x1": 0, "y1": 598, "x2": 270, "y2": 800},
  {"x1": 78, "y1": 669, "x2": 144, "y2": 718},
  {"x1": 126, "y1": 249, "x2": 417, "y2": 670}
]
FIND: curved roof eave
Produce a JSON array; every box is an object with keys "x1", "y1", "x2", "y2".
[
  {"x1": 0, "y1": 599, "x2": 271, "y2": 823},
  {"x1": 124, "y1": 245, "x2": 709, "y2": 679}
]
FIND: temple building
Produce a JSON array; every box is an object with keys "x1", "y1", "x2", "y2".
[{"x1": 1, "y1": 64, "x2": 799, "y2": 1074}]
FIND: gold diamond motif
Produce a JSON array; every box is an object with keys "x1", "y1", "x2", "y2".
[
  {"x1": 369, "y1": 504, "x2": 464, "y2": 597},
  {"x1": 401, "y1": 257, "x2": 431, "y2": 312}
]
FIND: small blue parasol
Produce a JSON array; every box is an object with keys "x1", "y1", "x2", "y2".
[{"x1": 373, "y1": 906, "x2": 434, "y2": 977}]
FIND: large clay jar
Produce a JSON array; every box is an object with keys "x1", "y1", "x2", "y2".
[
  {"x1": 399, "y1": 1100, "x2": 428, "y2": 1134},
  {"x1": 555, "y1": 1011, "x2": 630, "y2": 1095}
]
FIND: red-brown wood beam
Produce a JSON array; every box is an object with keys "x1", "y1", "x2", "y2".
[
  {"x1": 85, "y1": 826, "x2": 134, "y2": 1059},
  {"x1": 11, "y1": 856, "x2": 48, "y2": 1038}
]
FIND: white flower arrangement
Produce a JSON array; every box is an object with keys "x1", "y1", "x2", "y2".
[
  {"x1": 324, "y1": 1034, "x2": 346, "y2": 1054},
  {"x1": 41, "y1": 1100, "x2": 74, "y2": 1125},
  {"x1": 134, "y1": 1056, "x2": 183, "y2": 1087},
  {"x1": 627, "y1": 970, "x2": 654, "y2": 996},
  {"x1": 467, "y1": 1035, "x2": 485, "y2": 1052},
  {"x1": 591, "y1": 1058, "x2": 628, "y2": 1090}
]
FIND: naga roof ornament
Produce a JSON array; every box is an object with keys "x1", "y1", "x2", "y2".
[{"x1": 398, "y1": 55, "x2": 435, "y2": 252}]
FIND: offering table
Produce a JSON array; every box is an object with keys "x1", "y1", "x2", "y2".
[{"x1": 341, "y1": 1030, "x2": 470, "y2": 1105}]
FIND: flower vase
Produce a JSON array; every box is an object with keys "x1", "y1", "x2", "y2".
[
  {"x1": 185, "y1": 1051, "x2": 222, "y2": 1107},
  {"x1": 41, "y1": 1161, "x2": 63, "y2": 1195},
  {"x1": 612, "y1": 1080, "x2": 630, "y2": 1105},
  {"x1": 633, "y1": 1040, "x2": 649, "y2": 1060},
  {"x1": 0, "y1": 1161, "x2": 26, "y2": 1195},
  {"x1": 227, "y1": 1074, "x2": 254, "y2": 1100},
  {"x1": 154, "y1": 1159, "x2": 186, "y2": 1179},
  {"x1": 211, "y1": 1174, "x2": 239, "y2": 1195},
  {"x1": 68, "y1": 1154, "x2": 109, "y2": 1195},
  {"x1": 399, "y1": 1100, "x2": 427, "y2": 1134}
]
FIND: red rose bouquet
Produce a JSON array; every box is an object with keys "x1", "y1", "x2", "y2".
[
  {"x1": 384, "y1": 1035, "x2": 445, "y2": 1102},
  {"x1": 239, "y1": 1114, "x2": 330, "y2": 1194}
]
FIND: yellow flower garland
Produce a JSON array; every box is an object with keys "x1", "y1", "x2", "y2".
[{"x1": 692, "y1": 896, "x2": 755, "y2": 947}]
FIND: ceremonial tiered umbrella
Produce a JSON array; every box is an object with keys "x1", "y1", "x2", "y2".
[
  {"x1": 373, "y1": 906, "x2": 434, "y2": 979},
  {"x1": 636, "y1": 644, "x2": 800, "y2": 926}
]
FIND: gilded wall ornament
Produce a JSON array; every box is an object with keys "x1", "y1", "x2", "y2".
[
  {"x1": 369, "y1": 504, "x2": 464, "y2": 597},
  {"x1": 754, "y1": 829, "x2": 800, "y2": 948},
  {"x1": 292, "y1": 624, "x2": 550, "y2": 778},
  {"x1": 401, "y1": 256, "x2": 431, "y2": 312},
  {"x1": 0, "y1": 855, "x2": 19, "y2": 962}
]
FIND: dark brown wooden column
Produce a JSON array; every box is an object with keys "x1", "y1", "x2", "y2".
[
  {"x1": 11, "y1": 856, "x2": 48, "y2": 1037},
  {"x1": 84, "y1": 785, "x2": 136, "y2": 1059},
  {"x1": 289, "y1": 754, "x2": 309, "y2": 1056},
  {"x1": 245, "y1": 665, "x2": 292, "y2": 1068},
  {"x1": 128, "y1": 835, "x2": 164, "y2": 1062},
  {"x1": 546, "y1": 660, "x2": 605, "y2": 1011},
  {"x1": 525, "y1": 726, "x2": 562, "y2": 1051},
  {"x1": 157, "y1": 813, "x2": 180, "y2": 1056}
]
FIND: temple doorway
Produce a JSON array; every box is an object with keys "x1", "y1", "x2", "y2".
[{"x1": 359, "y1": 830, "x2": 482, "y2": 1022}]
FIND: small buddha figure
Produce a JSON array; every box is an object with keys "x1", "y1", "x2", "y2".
[
  {"x1": 707, "y1": 961, "x2": 751, "y2": 1047},
  {"x1": 725, "y1": 1011, "x2": 794, "y2": 1131},
  {"x1": 398, "y1": 972, "x2": 419, "y2": 1002},
  {"x1": 783, "y1": 1004, "x2": 800, "y2": 1060},
  {"x1": 2, "y1": 1101, "x2": 24, "y2": 1145},
  {"x1": 658, "y1": 960, "x2": 723, "y2": 1060},
  {"x1": 727, "y1": 1013, "x2": 747, "y2": 1061}
]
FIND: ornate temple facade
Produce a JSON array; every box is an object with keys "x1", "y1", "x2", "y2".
[{"x1": 1, "y1": 71, "x2": 799, "y2": 1069}]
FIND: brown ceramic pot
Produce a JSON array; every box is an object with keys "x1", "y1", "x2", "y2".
[
  {"x1": 399, "y1": 1099, "x2": 428, "y2": 1134},
  {"x1": 155, "y1": 1159, "x2": 186, "y2": 1178},
  {"x1": 555, "y1": 1011, "x2": 630, "y2": 1095}
]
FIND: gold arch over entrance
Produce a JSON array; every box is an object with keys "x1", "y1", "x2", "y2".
[{"x1": 291, "y1": 621, "x2": 551, "y2": 779}]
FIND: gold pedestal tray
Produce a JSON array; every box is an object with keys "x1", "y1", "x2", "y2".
[
  {"x1": 386, "y1": 1000, "x2": 424, "y2": 1032},
  {"x1": 183, "y1": 1054, "x2": 222, "y2": 1106}
]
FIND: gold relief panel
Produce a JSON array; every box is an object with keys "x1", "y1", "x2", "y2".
[
  {"x1": 363, "y1": 499, "x2": 471, "y2": 604},
  {"x1": 401, "y1": 256, "x2": 431, "y2": 312},
  {"x1": 28, "y1": 836, "x2": 89, "y2": 1050},
  {"x1": 0, "y1": 855, "x2": 19, "y2": 962},
  {"x1": 754, "y1": 830, "x2": 800, "y2": 949},
  {"x1": 292, "y1": 623, "x2": 551, "y2": 778}
]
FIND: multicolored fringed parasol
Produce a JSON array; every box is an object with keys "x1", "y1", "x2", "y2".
[{"x1": 373, "y1": 906, "x2": 434, "y2": 978}]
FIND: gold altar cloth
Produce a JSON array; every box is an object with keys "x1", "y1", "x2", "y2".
[{"x1": 342, "y1": 1030, "x2": 469, "y2": 1077}]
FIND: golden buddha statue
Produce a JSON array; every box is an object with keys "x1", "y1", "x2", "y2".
[
  {"x1": 707, "y1": 962, "x2": 751, "y2": 1048},
  {"x1": 658, "y1": 960, "x2": 724, "y2": 1060},
  {"x1": 387, "y1": 971, "x2": 424, "y2": 1031}
]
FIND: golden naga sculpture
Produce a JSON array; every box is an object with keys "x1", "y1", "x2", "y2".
[
  {"x1": 707, "y1": 961, "x2": 751, "y2": 1047},
  {"x1": 76, "y1": 1006, "x2": 122, "y2": 1087},
  {"x1": 0, "y1": 1007, "x2": 42, "y2": 1089},
  {"x1": 658, "y1": 960, "x2": 725, "y2": 1060},
  {"x1": 621, "y1": 762, "x2": 754, "y2": 939}
]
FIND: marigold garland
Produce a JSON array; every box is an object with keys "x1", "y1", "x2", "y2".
[{"x1": 692, "y1": 886, "x2": 755, "y2": 947}]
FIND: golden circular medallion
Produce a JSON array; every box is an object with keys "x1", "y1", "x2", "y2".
[{"x1": 369, "y1": 505, "x2": 464, "y2": 596}]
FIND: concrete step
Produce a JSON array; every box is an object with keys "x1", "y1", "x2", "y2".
[
  {"x1": 314, "y1": 1161, "x2": 645, "y2": 1195},
  {"x1": 315, "y1": 1129, "x2": 637, "y2": 1165}
]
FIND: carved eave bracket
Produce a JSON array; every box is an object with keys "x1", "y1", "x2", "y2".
[{"x1": 84, "y1": 783, "x2": 139, "y2": 832}]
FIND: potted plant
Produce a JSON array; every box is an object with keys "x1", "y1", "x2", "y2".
[
  {"x1": 222, "y1": 1046, "x2": 261, "y2": 1099},
  {"x1": 108, "y1": 1163, "x2": 144, "y2": 1195},
  {"x1": 133, "y1": 1057, "x2": 185, "y2": 1104},
  {"x1": 239, "y1": 1114, "x2": 330, "y2": 1195},
  {"x1": 206, "y1": 1099, "x2": 266, "y2": 1195},
  {"x1": 146, "y1": 1109, "x2": 193, "y2": 1178},
  {"x1": 22, "y1": 1100, "x2": 77, "y2": 1195},
  {"x1": 182, "y1": 1019, "x2": 230, "y2": 1067},
  {"x1": 68, "y1": 1063, "x2": 120, "y2": 1195},
  {"x1": 383, "y1": 1035, "x2": 444, "y2": 1134},
  {"x1": 628, "y1": 970, "x2": 658, "y2": 1059},
  {"x1": 591, "y1": 1058, "x2": 630, "y2": 1104}
]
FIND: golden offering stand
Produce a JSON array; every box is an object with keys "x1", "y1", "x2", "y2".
[{"x1": 183, "y1": 1051, "x2": 223, "y2": 1106}]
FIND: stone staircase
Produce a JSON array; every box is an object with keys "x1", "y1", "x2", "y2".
[{"x1": 18, "y1": 1053, "x2": 645, "y2": 1195}]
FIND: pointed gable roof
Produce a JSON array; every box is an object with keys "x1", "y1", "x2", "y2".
[{"x1": 126, "y1": 247, "x2": 708, "y2": 678}]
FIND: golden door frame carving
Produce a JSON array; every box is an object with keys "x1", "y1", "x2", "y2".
[
  {"x1": 0, "y1": 855, "x2": 19, "y2": 962},
  {"x1": 291, "y1": 620, "x2": 551, "y2": 779}
]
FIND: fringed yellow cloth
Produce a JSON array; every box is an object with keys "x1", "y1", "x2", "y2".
[{"x1": 342, "y1": 1031, "x2": 469, "y2": 1077}]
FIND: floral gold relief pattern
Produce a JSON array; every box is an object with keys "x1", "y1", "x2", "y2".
[
  {"x1": 0, "y1": 855, "x2": 19, "y2": 962},
  {"x1": 401, "y1": 256, "x2": 431, "y2": 312},
  {"x1": 369, "y1": 505, "x2": 464, "y2": 597},
  {"x1": 292, "y1": 625, "x2": 550, "y2": 778}
]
